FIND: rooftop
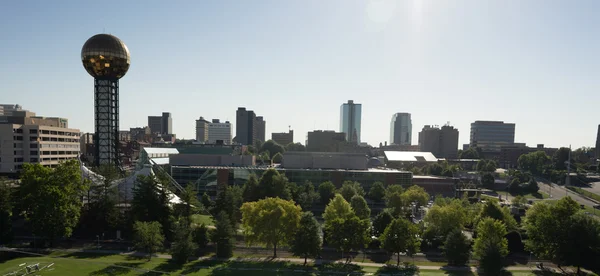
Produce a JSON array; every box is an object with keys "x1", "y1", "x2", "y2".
[{"x1": 384, "y1": 151, "x2": 438, "y2": 162}]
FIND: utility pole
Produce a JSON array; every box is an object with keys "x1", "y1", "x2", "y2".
[{"x1": 566, "y1": 145, "x2": 571, "y2": 197}]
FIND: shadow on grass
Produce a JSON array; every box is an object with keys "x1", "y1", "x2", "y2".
[
  {"x1": 124, "y1": 253, "x2": 149, "y2": 261},
  {"x1": 366, "y1": 251, "x2": 391, "y2": 264},
  {"x1": 59, "y1": 251, "x2": 117, "y2": 259},
  {"x1": 374, "y1": 263, "x2": 420, "y2": 276},
  {"x1": 89, "y1": 261, "x2": 144, "y2": 276}
]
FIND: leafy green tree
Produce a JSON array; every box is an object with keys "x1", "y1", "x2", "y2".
[
  {"x1": 459, "y1": 147, "x2": 480, "y2": 159},
  {"x1": 323, "y1": 194, "x2": 354, "y2": 223},
  {"x1": 401, "y1": 185, "x2": 430, "y2": 206},
  {"x1": 131, "y1": 175, "x2": 174, "y2": 241},
  {"x1": 260, "y1": 140, "x2": 285, "y2": 158},
  {"x1": 368, "y1": 182, "x2": 386, "y2": 202},
  {"x1": 293, "y1": 181, "x2": 319, "y2": 211},
  {"x1": 427, "y1": 163, "x2": 444, "y2": 176},
  {"x1": 318, "y1": 181, "x2": 336, "y2": 204},
  {"x1": 552, "y1": 147, "x2": 570, "y2": 170},
  {"x1": 242, "y1": 174, "x2": 260, "y2": 202},
  {"x1": 350, "y1": 195, "x2": 370, "y2": 220},
  {"x1": 79, "y1": 164, "x2": 121, "y2": 237},
  {"x1": 444, "y1": 229, "x2": 471, "y2": 266},
  {"x1": 473, "y1": 218, "x2": 508, "y2": 275},
  {"x1": 485, "y1": 160, "x2": 497, "y2": 172},
  {"x1": 481, "y1": 173, "x2": 495, "y2": 188},
  {"x1": 256, "y1": 169, "x2": 291, "y2": 200},
  {"x1": 212, "y1": 185, "x2": 243, "y2": 225},
  {"x1": 133, "y1": 221, "x2": 165, "y2": 261},
  {"x1": 373, "y1": 210, "x2": 394, "y2": 236},
  {"x1": 518, "y1": 151, "x2": 550, "y2": 176},
  {"x1": 290, "y1": 212, "x2": 322, "y2": 265},
  {"x1": 526, "y1": 178, "x2": 539, "y2": 193},
  {"x1": 524, "y1": 197, "x2": 599, "y2": 272},
  {"x1": 476, "y1": 201, "x2": 517, "y2": 231},
  {"x1": 511, "y1": 195, "x2": 527, "y2": 208},
  {"x1": 285, "y1": 142, "x2": 306, "y2": 152},
  {"x1": 508, "y1": 178, "x2": 521, "y2": 194},
  {"x1": 171, "y1": 219, "x2": 197, "y2": 264},
  {"x1": 18, "y1": 161, "x2": 87, "y2": 242},
  {"x1": 476, "y1": 160, "x2": 487, "y2": 172},
  {"x1": 193, "y1": 223, "x2": 210, "y2": 249},
  {"x1": 176, "y1": 184, "x2": 201, "y2": 219},
  {"x1": 0, "y1": 178, "x2": 13, "y2": 244},
  {"x1": 423, "y1": 200, "x2": 466, "y2": 242},
  {"x1": 212, "y1": 211, "x2": 234, "y2": 258},
  {"x1": 386, "y1": 192, "x2": 404, "y2": 217},
  {"x1": 380, "y1": 218, "x2": 421, "y2": 266},
  {"x1": 201, "y1": 192, "x2": 213, "y2": 210},
  {"x1": 325, "y1": 216, "x2": 370, "y2": 262},
  {"x1": 240, "y1": 197, "x2": 302, "y2": 257},
  {"x1": 338, "y1": 181, "x2": 365, "y2": 202},
  {"x1": 272, "y1": 152, "x2": 283, "y2": 163}
]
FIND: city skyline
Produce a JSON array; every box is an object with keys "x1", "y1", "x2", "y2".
[{"x1": 1, "y1": 1, "x2": 599, "y2": 148}]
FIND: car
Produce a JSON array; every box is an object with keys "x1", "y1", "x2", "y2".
[{"x1": 594, "y1": 205, "x2": 600, "y2": 210}]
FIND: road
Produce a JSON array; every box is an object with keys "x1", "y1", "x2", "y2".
[{"x1": 535, "y1": 177, "x2": 598, "y2": 207}]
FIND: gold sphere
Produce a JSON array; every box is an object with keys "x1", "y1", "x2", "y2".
[{"x1": 81, "y1": 34, "x2": 130, "y2": 79}]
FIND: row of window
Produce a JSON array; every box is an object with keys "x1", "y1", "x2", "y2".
[
  {"x1": 13, "y1": 129, "x2": 78, "y2": 136},
  {"x1": 10, "y1": 150, "x2": 79, "y2": 156}
]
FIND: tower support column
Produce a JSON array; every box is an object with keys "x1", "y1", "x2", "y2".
[{"x1": 94, "y1": 78, "x2": 120, "y2": 166}]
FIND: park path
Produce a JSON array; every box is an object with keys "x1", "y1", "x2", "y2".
[{"x1": 1, "y1": 247, "x2": 538, "y2": 273}]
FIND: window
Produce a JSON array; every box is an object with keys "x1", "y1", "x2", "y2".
[
  {"x1": 14, "y1": 157, "x2": 23, "y2": 162},
  {"x1": 30, "y1": 151, "x2": 37, "y2": 155},
  {"x1": 29, "y1": 129, "x2": 38, "y2": 134},
  {"x1": 30, "y1": 144, "x2": 38, "y2": 148},
  {"x1": 30, "y1": 158, "x2": 38, "y2": 162}
]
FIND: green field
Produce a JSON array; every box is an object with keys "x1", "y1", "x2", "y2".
[{"x1": 0, "y1": 252, "x2": 550, "y2": 276}]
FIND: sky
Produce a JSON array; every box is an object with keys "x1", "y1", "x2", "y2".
[{"x1": 1, "y1": 0, "x2": 599, "y2": 149}]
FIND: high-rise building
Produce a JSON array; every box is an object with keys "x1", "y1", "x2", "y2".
[
  {"x1": 0, "y1": 107, "x2": 80, "y2": 173},
  {"x1": 390, "y1": 113, "x2": 412, "y2": 145},
  {"x1": 470, "y1": 121, "x2": 515, "y2": 152},
  {"x1": 256, "y1": 116, "x2": 266, "y2": 143},
  {"x1": 235, "y1": 107, "x2": 265, "y2": 145},
  {"x1": 306, "y1": 130, "x2": 346, "y2": 152},
  {"x1": 272, "y1": 130, "x2": 294, "y2": 146},
  {"x1": 195, "y1": 117, "x2": 210, "y2": 142},
  {"x1": 148, "y1": 112, "x2": 172, "y2": 135},
  {"x1": 418, "y1": 125, "x2": 459, "y2": 159},
  {"x1": 208, "y1": 119, "x2": 232, "y2": 145},
  {"x1": 596, "y1": 125, "x2": 600, "y2": 159},
  {"x1": 340, "y1": 100, "x2": 362, "y2": 143}
]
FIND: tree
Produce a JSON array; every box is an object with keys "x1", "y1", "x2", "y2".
[
  {"x1": 526, "y1": 178, "x2": 539, "y2": 193},
  {"x1": 131, "y1": 175, "x2": 174, "y2": 241},
  {"x1": 481, "y1": 173, "x2": 495, "y2": 188},
  {"x1": 325, "y1": 216, "x2": 370, "y2": 262},
  {"x1": 293, "y1": 181, "x2": 319, "y2": 211},
  {"x1": 511, "y1": 195, "x2": 527, "y2": 208},
  {"x1": 133, "y1": 221, "x2": 165, "y2": 261},
  {"x1": 212, "y1": 185, "x2": 243, "y2": 225},
  {"x1": 386, "y1": 192, "x2": 404, "y2": 217},
  {"x1": 368, "y1": 182, "x2": 386, "y2": 202},
  {"x1": 518, "y1": 151, "x2": 550, "y2": 176},
  {"x1": 18, "y1": 161, "x2": 87, "y2": 242},
  {"x1": 350, "y1": 195, "x2": 370, "y2": 220},
  {"x1": 272, "y1": 152, "x2": 283, "y2": 163},
  {"x1": 459, "y1": 147, "x2": 480, "y2": 159},
  {"x1": 476, "y1": 160, "x2": 487, "y2": 172},
  {"x1": 212, "y1": 211, "x2": 234, "y2": 258},
  {"x1": 423, "y1": 200, "x2": 467, "y2": 242},
  {"x1": 373, "y1": 210, "x2": 394, "y2": 237},
  {"x1": 385, "y1": 185, "x2": 404, "y2": 199},
  {"x1": 0, "y1": 178, "x2": 13, "y2": 244},
  {"x1": 508, "y1": 178, "x2": 521, "y2": 194},
  {"x1": 473, "y1": 218, "x2": 508, "y2": 275},
  {"x1": 444, "y1": 229, "x2": 471, "y2": 266},
  {"x1": 240, "y1": 197, "x2": 302, "y2": 257},
  {"x1": 323, "y1": 194, "x2": 355, "y2": 224},
  {"x1": 260, "y1": 140, "x2": 285, "y2": 158},
  {"x1": 401, "y1": 185, "x2": 430, "y2": 206},
  {"x1": 318, "y1": 181, "x2": 336, "y2": 204},
  {"x1": 255, "y1": 169, "x2": 291, "y2": 200},
  {"x1": 380, "y1": 218, "x2": 421, "y2": 266},
  {"x1": 193, "y1": 223, "x2": 210, "y2": 249},
  {"x1": 176, "y1": 184, "x2": 201, "y2": 219},
  {"x1": 170, "y1": 219, "x2": 197, "y2": 264},
  {"x1": 290, "y1": 212, "x2": 322, "y2": 265},
  {"x1": 524, "y1": 197, "x2": 599, "y2": 271},
  {"x1": 427, "y1": 163, "x2": 444, "y2": 176},
  {"x1": 285, "y1": 142, "x2": 306, "y2": 152},
  {"x1": 477, "y1": 201, "x2": 517, "y2": 231},
  {"x1": 242, "y1": 174, "x2": 260, "y2": 202},
  {"x1": 485, "y1": 160, "x2": 497, "y2": 172},
  {"x1": 80, "y1": 164, "x2": 121, "y2": 238},
  {"x1": 201, "y1": 192, "x2": 213, "y2": 211},
  {"x1": 338, "y1": 181, "x2": 365, "y2": 202},
  {"x1": 552, "y1": 147, "x2": 570, "y2": 171}
]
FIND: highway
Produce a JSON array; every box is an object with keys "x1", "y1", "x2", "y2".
[{"x1": 535, "y1": 177, "x2": 598, "y2": 207}]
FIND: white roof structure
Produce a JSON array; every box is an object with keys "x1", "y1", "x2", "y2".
[
  {"x1": 384, "y1": 151, "x2": 438, "y2": 162},
  {"x1": 143, "y1": 147, "x2": 179, "y2": 157}
]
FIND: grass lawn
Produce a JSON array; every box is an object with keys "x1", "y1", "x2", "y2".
[
  {"x1": 191, "y1": 214, "x2": 214, "y2": 227},
  {"x1": 521, "y1": 191, "x2": 549, "y2": 200}
]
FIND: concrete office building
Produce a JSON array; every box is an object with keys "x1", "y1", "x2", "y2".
[
  {"x1": 0, "y1": 108, "x2": 80, "y2": 174},
  {"x1": 208, "y1": 119, "x2": 232, "y2": 145},
  {"x1": 148, "y1": 112, "x2": 172, "y2": 135},
  {"x1": 470, "y1": 121, "x2": 515, "y2": 153},
  {"x1": 418, "y1": 125, "x2": 459, "y2": 159},
  {"x1": 306, "y1": 130, "x2": 346, "y2": 152},
  {"x1": 340, "y1": 100, "x2": 362, "y2": 143},
  {"x1": 282, "y1": 151, "x2": 367, "y2": 170},
  {"x1": 272, "y1": 130, "x2": 293, "y2": 146},
  {"x1": 235, "y1": 107, "x2": 265, "y2": 145},
  {"x1": 390, "y1": 113, "x2": 412, "y2": 145},
  {"x1": 195, "y1": 117, "x2": 210, "y2": 142}
]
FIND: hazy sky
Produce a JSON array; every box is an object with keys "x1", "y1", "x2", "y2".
[{"x1": 1, "y1": 0, "x2": 599, "y2": 148}]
